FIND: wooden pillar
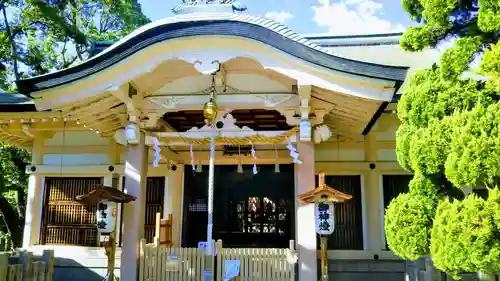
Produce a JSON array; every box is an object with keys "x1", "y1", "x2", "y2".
[
  {"x1": 23, "y1": 135, "x2": 45, "y2": 248},
  {"x1": 163, "y1": 175, "x2": 170, "y2": 219},
  {"x1": 295, "y1": 140, "x2": 317, "y2": 281},
  {"x1": 106, "y1": 138, "x2": 122, "y2": 248},
  {"x1": 166, "y1": 166, "x2": 183, "y2": 247},
  {"x1": 364, "y1": 132, "x2": 379, "y2": 250},
  {"x1": 120, "y1": 132, "x2": 148, "y2": 281}
]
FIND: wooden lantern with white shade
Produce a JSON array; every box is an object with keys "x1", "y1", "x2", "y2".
[{"x1": 296, "y1": 172, "x2": 352, "y2": 281}]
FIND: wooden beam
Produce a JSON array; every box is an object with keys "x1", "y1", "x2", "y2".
[
  {"x1": 77, "y1": 105, "x2": 126, "y2": 124},
  {"x1": 68, "y1": 96, "x2": 122, "y2": 118},
  {"x1": 315, "y1": 161, "x2": 408, "y2": 173},
  {"x1": 0, "y1": 111, "x2": 65, "y2": 120},
  {"x1": 6, "y1": 121, "x2": 84, "y2": 132},
  {"x1": 106, "y1": 84, "x2": 143, "y2": 113}
]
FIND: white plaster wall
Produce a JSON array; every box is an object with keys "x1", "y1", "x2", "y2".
[
  {"x1": 315, "y1": 148, "x2": 365, "y2": 162},
  {"x1": 378, "y1": 149, "x2": 398, "y2": 162},
  {"x1": 43, "y1": 153, "x2": 110, "y2": 165},
  {"x1": 375, "y1": 128, "x2": 398, "y2": 142}
]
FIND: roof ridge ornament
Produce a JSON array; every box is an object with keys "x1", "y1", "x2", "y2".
[{"x1": 173, "y1": 0, "x2": 247, "y2": 14}]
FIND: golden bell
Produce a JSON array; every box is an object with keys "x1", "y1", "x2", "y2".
[{"x1": 203, "y1": 99, "x2": 218, "y2": 122}]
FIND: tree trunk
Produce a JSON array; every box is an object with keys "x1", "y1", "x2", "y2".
[
  {"x1": 0, "y1": 195, "x2": 23, "y2": 247},
  {"x1": 16, "y1": 188, "x2": 26, "y2": 222}
]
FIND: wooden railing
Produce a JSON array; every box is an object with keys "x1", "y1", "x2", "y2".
[
  {"x1": 215, "y1": 241, "x2": 296, "y2": 281},
  {"x1": 139, "y1": 238, "x2": 296, "y2": 281},
  {"x1": 154, "y1": 212, "x2": 172, "y2": 247},
  {"x1": 0, "y1": 249, "x2": 54, "y2": 281},
  {"x1": 140, "y1": 238, "x2": 209, "y2": 281}
]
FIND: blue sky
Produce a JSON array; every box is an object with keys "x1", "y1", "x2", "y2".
[{"x1": 139, "y1": 0, "x2": 416, "y2": 35}]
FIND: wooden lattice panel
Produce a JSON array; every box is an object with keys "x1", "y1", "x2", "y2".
[
  {"x1": 41, "y1": 177, "x2": 102, "y2": 246},
  {"x1": 144, "y1": 177, "x2": 165, "y2": 244}
]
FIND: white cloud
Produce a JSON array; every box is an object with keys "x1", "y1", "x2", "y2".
[
  {"x1": 312, "y1": 0, "x2": 405, "y2": 35},
  {"x1": 265, "y1": 11, "x2": 294, "y2": 24}
]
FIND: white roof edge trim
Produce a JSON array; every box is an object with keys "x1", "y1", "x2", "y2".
[{"x1": 28, "y1": 13, "x2": 371, "y2": 81}]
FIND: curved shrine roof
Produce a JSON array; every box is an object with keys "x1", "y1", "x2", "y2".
[{"x1": 15, "y1": 13, "x2": 408, "y2": 95}]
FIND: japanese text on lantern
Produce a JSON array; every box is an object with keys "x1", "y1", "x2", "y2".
[{"x1": 315, "y1": 202, "x2": 334, "y2": 235}]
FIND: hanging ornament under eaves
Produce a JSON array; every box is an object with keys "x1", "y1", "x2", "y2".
[
  {"x1": 251, "y1": 142, "x2": 258, "y2": 175},
  {"x1": 287, "y1": 138, "x2": 303, "y2": 164},
  {"x1": 274, "y1": 144, "x2": 280, "y2": 173},
  {"x1": 152, "y1": 137, "x2": 161, "y2": 167},
  {"x1": 203, "y1": 85, "x2": 218, "y2": 125},
  {"x1": 237, "y1": 145, "x2": 243, "y2": 173},
  {"x1": 313, "y1": 125, "x2": 332, "y2": 144},
  {"x1": 190, "y1": 144, "x2": 195, "y2": 172}
]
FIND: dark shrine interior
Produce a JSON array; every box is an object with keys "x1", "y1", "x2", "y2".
[
  {"x1": 182, "y1": 164, "x2": 295, "y2": 248},
  {"x1": 163, "y1": 109, "x2": 294, "y2": 132}
]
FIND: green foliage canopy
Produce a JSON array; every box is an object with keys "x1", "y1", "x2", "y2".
[
  {"x1": 0, "y1": 0, "x2": 150, "y2": 246},
  {"x1": 0, "y1": 0, "x2": 150, "y2": 88},
  {"x1": 387, "y1": 0, "x2": 500, "y2": 276},
  {"x1": 396, "y1": 0, "x2": 500, "y2": 186}
]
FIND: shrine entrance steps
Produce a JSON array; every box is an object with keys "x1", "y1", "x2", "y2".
[{"x1": 139, "y1": 238, "x2": 297, "y2": 281}]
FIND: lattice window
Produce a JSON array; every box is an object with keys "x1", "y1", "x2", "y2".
[
  {"x1": 189, "y1": 198, "x2": 207, "y2": 212},
  {"x1": 234, "y1": 196, "x2": 288, "y2": 235},
  {"x1": 118, "y1": 177, "x2": 165, "y2": 245},
  {"x1": 41, "y1": 177, "x2": 102, "y2": 246},
  {"x1": 144, "y1": 177, "x2": 165, "y2": 244},
  {"x1": 316, "y1": 175, "x2": 364, "y2": 250}
]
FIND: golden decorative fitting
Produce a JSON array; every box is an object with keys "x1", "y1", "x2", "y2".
[{"x1": 203, "y1": 99, "x2": 218, "y2": 122}]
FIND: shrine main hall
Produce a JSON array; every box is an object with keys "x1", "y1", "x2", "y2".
[{"x1": 0, "y1": 2, "x2": 440, "y2": 281}]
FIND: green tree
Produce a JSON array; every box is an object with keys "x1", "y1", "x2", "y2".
[
  {"x1": 0, "y1": 0, "x2": 150, "y2": 246},
  {"x1": 1, "y1": 0, "x2": 150, "y2": 87},
  {"x1": 0, "y1": 144, "x2": 30, "y2": 248},
  {"x1": 385, "y1": 0, "x2": 500, "y2": 277}
]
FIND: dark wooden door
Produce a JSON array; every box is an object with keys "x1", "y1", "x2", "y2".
[
  {"x1": 119, "y1": 177, "x2": 165, "y2": 245},
  {"x1": 182, "y1": 165, "x2": 294, "y2": 248},
  {"x1": 182, "y1": 167, "x2": 210, "y2": 247},
  {"x1": 383, "y1": 175, "x2": 411, "y2": 209},
  {"x1": 316, "y1": 175, "x2": 364, "y2": 250}
]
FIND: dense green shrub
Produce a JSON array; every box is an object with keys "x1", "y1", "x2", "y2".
[
  {"x1": 385, "y1": 192, "x2": 435, "y2": 260},
  {"x1": 431, "y1": 192, "x2": 500, "y2": 279},
  {"x1": 445, "y1": 103, "x2": 500, "y2": 188}
]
